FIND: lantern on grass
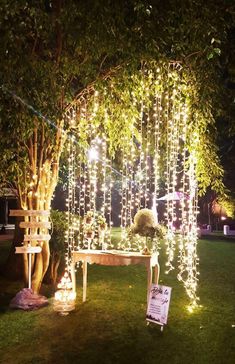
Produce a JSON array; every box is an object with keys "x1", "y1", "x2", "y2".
[{"x1": 54, "y1": 271, "x2": 76, "y2": 315}]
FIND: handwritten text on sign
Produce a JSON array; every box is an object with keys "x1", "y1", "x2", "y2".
[{"x1": 146, "y1": 284, "x2": 172, "y2": 325}]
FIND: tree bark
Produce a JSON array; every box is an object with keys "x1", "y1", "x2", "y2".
[{"x1": 4, "y1": 119, "x2": 66, "y2": 293}]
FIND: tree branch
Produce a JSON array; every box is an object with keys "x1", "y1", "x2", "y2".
[
  {"x1": 31, "y1": 35, "x2": 38, "y2": 57},
  {"x1": 53, "y1": 0, "x2": 62, "y2": 66},
  {"x1": 184, "y1": 51, "x2": 202, "y2": 61},
  {"x1": 65, "y1": 64, "x2": 123, "y2": 111},
  {"x1": 33, "y1": 126, "x2": 38, "y2": 176},
  {"x1": 28, "y1": 137, "x2": 34, "y2": 171}
]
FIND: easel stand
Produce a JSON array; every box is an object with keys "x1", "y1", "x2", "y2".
[
  {"x1": 146, "y1": 319, "x2": 164, "y2": 332},
  {"x1": 15, "y1": 245, "x2": 42, "y2": 288},
  {"x1": 146, "y1": 283, "x2": 172, "y2": 331}
]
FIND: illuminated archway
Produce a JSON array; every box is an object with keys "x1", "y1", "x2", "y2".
[{"x1": 63, "y1": 62, "x2": 200, "y2": 308}]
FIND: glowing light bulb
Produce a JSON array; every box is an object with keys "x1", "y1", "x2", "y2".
[{"x1": 88, "y1": 147, "x2": 98, "y2": 161}]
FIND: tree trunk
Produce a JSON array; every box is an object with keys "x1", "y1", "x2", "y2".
[
  {"x1": 44, "y1": 252, "x2": 63, "y2": 287},
  {"x1": 51, "y1": 253, "x2": 61, "y2": 286},
  {"x1": 4, "y1": 120, "x2": 66, "y2": 293}
]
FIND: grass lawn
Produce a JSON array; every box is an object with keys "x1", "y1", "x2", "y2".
[{"x1": 0, "y1": 232, "x2": 235, "y2": 364}]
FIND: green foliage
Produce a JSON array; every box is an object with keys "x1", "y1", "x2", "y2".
[
  {"x1": 194, "y1": 133, "x2": 225, "y2": 195},
  {"x1": 74, "y1": 59, "x2": 227, "y2": 194},
  {"x1": 0, "y1": 0, "x2": 234, "y2": 195},
  {"x1": 217, "y1": 197, "x2": 235, "y2": 218},
  {"x1": 50, "y1": 210, "x2": 67, "y2": 255}
]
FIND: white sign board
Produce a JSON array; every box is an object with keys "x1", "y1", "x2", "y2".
[
  {"x1": 146, "y1": 284, "x2": 172, "y2": 325},
  {"x1": 15, "y1": 246, "x2": 42, "y2": 254}
]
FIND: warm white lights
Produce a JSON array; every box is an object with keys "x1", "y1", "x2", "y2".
[
  {"x1": 88, "y1": 147, "x2": 99, "y2": 161},
  {"x1": 64, "y1": 64, "x2": 200, "y2": 308},
  {"x1": 65, "y1": 135, "x2": 78, "y2": 270},
  {"x1": 117, "y1": 64, "x2": 199, "y2": 306},
  {"x1": 54, "y1": 271, "x2": 76, "y2": 315}
]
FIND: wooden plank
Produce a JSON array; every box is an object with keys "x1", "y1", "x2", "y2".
[
  {"x1": 15, "y1": 246, "x2": 42, "y2": 254},
  {"x1": 24, "y1": 234, "x2": 51, "y2": 241},
  {"x1": 9, "y1": 210, "x2": 50, "y2": 217},
  {"x1": 19, "y1": 221, "x2": 51, "y2": 229}
]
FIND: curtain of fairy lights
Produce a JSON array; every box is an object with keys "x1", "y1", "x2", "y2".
[
  {"x1": 164, "y1": 68, "x2": 183, "y2": 273},
  {"x1": 119, "y1": 143, "x2": 135, "y2": 249},
  {"x1": 99, "y1": 134, "x2": 113, "y2": 250},
  {"x1": 64, "y1": 62, "x2": 200, "y2": 306},
  {"x1": 65, "y1": 135, "x2": 77, "y2": 271},
  {"x1": 70, "y1": 96, "x2": 113, "y2": 251},
  {"x1": 186, "y1": 150, "x2": 199, "y2": 308},
  {"x1": 152, "y1": 88, "x2": 161, "y2": 221},
  {"x1": 178, "y1": 128, "x2": 199, "y2": 309},
  {"x1": 145, "y1": 79, "x2": 151, "y2": 209},
  {"x1": 117, "y1": 63, "x2": 199, "y2": 305},
  {"x1": 151, "y1": 70, "x2": 163, "y2": 251},
  {"x1": 177, "y1": 105, "x2": 188, "y2": 283},
  {"x1": 137, "y1": 100, "x2": 145, "y2": 209},
  {"x1": 120, "y1": 144, "x2": 129, "y2": 245},
  {"x1": 106, "y1": 159, "x2": 113, "y2": 248}
]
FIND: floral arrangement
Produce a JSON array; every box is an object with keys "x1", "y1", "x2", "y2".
[
  {"x1": 83, "y1": 211, "x2": 95, "y2": 240},
  {"x1": 129, "y1": 208, "x2": 166, "y2": 254},
  {"x1": 97, "y1": 215, "x2": 107, "y2": 231},
  {"x1": 82, "y1": 211, "x2": 108, "y2": 249},
  {"x1": 84, "y1": 211, "x2": 93, "y2": 225}
]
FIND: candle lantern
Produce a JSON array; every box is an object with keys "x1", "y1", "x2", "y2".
[{"x1": 54, "y1": 271, "x2": 76, "y2": 316}]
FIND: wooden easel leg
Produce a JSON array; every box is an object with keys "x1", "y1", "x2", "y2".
[{"x1": 28, "y1": 253, "x2": 32, "y2": 289}]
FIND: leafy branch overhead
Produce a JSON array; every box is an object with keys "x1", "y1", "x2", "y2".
[{"x1": 0, "y1": 1, "x2": 234, "y2": 195}]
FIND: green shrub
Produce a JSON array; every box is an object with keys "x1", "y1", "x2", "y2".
[{"x1": 47, "y1": 210, "x2": 68, "y2": 286}]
